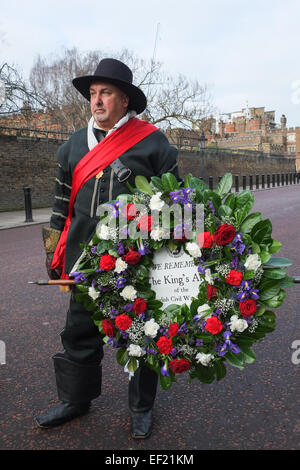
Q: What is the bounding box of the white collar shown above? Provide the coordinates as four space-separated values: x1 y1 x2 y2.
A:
87 110 137 151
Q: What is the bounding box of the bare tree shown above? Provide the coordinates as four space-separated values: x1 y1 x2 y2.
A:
28 47 215 133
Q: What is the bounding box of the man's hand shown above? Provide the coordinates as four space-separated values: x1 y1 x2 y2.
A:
46 253 62 280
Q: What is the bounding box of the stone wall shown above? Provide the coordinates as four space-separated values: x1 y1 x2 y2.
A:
0 133 297 211
178 149 296 184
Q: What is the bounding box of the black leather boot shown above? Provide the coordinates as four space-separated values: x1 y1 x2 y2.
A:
128 365 158 439
35 353 102 429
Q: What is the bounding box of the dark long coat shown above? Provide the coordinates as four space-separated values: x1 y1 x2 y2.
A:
49 124 180 273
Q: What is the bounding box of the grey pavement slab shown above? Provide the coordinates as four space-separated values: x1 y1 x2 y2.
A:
0 208 52 230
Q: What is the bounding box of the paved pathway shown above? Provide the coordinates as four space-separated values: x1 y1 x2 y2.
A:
0 186 300 451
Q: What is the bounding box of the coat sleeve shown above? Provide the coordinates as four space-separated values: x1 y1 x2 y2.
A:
50 142 72 232
149 130 181 181
42 142 72 254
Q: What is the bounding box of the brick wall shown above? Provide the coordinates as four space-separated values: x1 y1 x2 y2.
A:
0 133 297 211
0 134 61 211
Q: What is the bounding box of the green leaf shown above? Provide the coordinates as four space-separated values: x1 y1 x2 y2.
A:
280 276 294 289
264 257 293 268
135 175 154 195
150 176 164 191
159 373 173 390
256 304 266 316
190 177 207 194
225 351 245 370
218 205 232 218
251 219 273 244
215 173 233 199
263 268 287 280
243 270 255 280
214 360 227 381
259 251 271 264
127 358 139 373
236 190 254 209
161 172 180 192
191 364 215 384
184 173 193 188
259 279 281 300
224 193 236 210
269 239 282 254
116 348 129 367
203 190 221 209
240 212 263 234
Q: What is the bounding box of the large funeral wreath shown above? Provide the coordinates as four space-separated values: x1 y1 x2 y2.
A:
72 172 293 389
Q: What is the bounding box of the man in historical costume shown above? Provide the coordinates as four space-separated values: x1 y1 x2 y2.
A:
36 58 180 439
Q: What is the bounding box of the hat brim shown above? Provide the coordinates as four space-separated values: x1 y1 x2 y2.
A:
72 75 147 115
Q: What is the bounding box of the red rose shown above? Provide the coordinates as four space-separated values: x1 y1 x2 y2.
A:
168 358 191 374
100 254 116 271
198 231 214 248
125 203 138 220
225 270 243 286
156 336 173 355
137 215 152 231
122 250 142 265
207 284 217 300
102 319 116 337
115 313 132 330
214 223 236 246
168 322 179 338
133 297 147 315
239 299 257 317
205 316 223 335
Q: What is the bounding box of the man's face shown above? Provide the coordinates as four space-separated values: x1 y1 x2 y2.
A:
90 81 129 130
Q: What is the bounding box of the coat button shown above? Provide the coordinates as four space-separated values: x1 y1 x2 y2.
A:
100 188 104 192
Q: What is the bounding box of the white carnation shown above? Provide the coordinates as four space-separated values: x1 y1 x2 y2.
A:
88 285 100 301
205 268 214 285
144 318 160 338
185 242 202 258
96 223 111 240
149 192 165 211
150 227 167 241
244 253 261 272
127 344 146 357
196 303 212 320
120 285 137 301
114 258 128 274
229 314 248 333
195 352 214 366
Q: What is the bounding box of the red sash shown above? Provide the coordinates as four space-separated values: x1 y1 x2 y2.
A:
51 117 157 279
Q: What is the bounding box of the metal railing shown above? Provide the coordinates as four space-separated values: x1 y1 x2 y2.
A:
205 172 300 191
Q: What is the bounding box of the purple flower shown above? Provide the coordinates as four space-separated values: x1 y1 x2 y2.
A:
123 303 133 312
138 240 152 255
70 272 88 283
170 347 179 357
109 308 119 319
250 289 259 300
117 242 125 255
91 245 98 254
146 348 157 355
207 200 215 215
116 277 126 288
161 363 170 376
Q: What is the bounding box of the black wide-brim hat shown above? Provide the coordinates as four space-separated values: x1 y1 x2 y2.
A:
72 58 147 115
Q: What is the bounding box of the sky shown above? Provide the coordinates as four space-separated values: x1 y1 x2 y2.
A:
1 0 300 127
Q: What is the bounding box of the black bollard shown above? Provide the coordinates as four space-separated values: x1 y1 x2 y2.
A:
23 186 33 223
242 175 246 190
235 175 239 193
249 175 253 191
256 174 259 190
